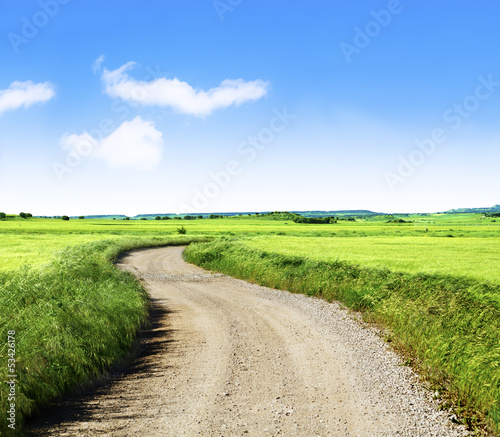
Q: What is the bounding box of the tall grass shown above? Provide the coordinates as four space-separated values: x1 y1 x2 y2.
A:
0 236 207 435
184 239 500 433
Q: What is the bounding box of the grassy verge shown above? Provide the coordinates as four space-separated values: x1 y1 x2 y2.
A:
184 239 500 433
0 236 208 435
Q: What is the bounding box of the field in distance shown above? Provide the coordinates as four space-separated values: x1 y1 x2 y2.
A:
1 212 498 280
244 235 500 284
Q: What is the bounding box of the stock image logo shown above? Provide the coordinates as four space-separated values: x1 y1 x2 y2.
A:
7 0 71 54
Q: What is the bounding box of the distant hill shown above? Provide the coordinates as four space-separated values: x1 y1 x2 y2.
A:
134 212 264 219
133 213 179 219
77 211 381 220
68 206 499 220
71 215 127 219
445 204 500 214
292 210 382 218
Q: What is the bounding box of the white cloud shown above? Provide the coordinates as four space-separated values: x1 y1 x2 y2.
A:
0 81 55 115
101 62 269 117
60 117 163 171
97 117 163 170
92 55 105 74
60 131 98 152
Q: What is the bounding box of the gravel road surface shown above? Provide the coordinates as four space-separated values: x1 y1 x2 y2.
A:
27 246 468 436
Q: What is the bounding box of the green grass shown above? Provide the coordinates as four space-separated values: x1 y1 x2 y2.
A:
0 234 124 271
244 236 500 284
184 239 500 433
0 236 208 435
1 213 499 273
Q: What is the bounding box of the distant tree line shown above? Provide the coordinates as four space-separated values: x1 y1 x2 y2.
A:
122 215 211 220
485 212 500 218
293 216 338 224
0 214 86 220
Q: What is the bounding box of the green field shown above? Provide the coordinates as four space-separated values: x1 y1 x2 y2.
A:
244 235 500 284
1 212 500 433
1 213 498 273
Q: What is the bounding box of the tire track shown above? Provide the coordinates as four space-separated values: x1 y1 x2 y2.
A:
27 246 468 436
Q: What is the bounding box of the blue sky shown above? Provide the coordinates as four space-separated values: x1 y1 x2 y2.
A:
1 0 499 216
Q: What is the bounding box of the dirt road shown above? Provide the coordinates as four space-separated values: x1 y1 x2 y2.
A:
28 246 467 436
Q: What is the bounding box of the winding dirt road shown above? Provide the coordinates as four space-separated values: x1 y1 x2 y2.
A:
28 246 467 436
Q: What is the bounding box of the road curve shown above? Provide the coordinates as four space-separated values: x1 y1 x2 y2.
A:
28 246 468 436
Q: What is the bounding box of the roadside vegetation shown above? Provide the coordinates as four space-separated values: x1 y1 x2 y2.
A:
184 239 500 433
0 236 208 435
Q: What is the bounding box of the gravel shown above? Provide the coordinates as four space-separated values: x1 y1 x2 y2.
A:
27 246 470 436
